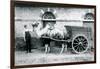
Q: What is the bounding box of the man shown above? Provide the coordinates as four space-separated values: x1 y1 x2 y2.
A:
23 25 32 53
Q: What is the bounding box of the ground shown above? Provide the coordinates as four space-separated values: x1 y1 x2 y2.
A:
15 48 94 66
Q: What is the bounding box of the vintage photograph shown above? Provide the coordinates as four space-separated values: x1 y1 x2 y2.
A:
11 1 96 68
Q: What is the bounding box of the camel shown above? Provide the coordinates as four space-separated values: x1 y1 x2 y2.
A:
31 22 69 54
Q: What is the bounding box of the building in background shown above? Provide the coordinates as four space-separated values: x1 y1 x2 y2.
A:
15 6 94 50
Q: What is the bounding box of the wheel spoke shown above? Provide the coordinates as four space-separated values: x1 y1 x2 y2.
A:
81 45 85 51
79 46 82 52
74 38 79 42
81 45 86 51
78 46 81 52
77 37 81 42
75 45 80 52
73 44 79 48
79 45 86 52
83 43 88 46
78 45 83 52
83 41 88 44
73 42 78 44
81 37 85 41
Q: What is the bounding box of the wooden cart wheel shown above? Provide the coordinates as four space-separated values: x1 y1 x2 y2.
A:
72 34 89 54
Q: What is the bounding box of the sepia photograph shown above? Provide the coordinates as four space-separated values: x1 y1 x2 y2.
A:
10 0 96 69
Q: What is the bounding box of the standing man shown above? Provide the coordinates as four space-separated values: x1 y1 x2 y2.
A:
23 25 32 53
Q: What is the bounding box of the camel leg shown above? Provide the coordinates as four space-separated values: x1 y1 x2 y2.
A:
48 47 50 53
60 44 65 54
65 44 68 52
45 44 48 53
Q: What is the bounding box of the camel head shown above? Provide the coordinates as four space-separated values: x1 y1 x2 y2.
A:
31 22 39 28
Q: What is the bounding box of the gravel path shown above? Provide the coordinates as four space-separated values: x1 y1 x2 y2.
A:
15 49 94 65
